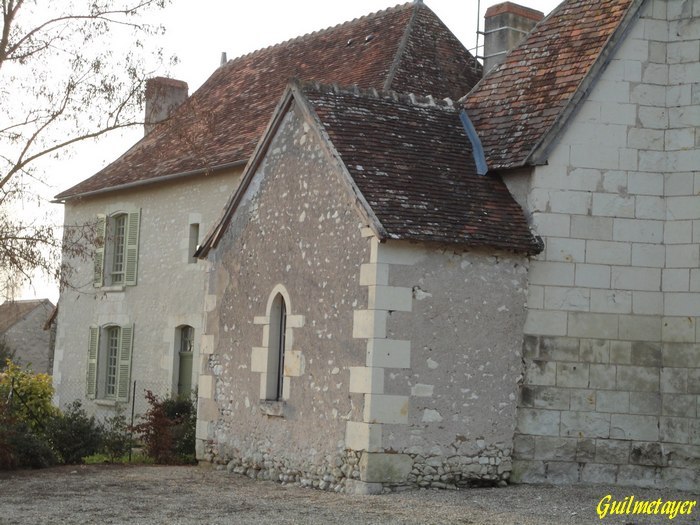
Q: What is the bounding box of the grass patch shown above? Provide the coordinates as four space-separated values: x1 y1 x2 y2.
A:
83 451 154 465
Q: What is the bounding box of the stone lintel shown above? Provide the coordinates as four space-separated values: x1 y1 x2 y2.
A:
353 310 388 339
251 346 267 372
360 263 390 286
200 334 215 355
368 285 413 312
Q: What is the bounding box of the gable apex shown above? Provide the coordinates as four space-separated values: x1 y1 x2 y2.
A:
199 80 540 258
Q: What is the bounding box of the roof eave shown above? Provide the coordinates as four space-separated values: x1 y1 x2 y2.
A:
53 160 247 203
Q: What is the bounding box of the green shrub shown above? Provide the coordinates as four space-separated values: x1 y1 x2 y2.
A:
0 342 15 370
0 360 57 433
46 400 102 464
100 405 132 462
132 390 196 464
0 403 57 469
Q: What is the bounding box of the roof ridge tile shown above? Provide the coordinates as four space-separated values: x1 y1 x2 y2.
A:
222 2 413 68
300 80 455 109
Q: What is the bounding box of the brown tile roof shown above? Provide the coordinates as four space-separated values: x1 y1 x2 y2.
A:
201 82 541 255
56 2 481 200
306 84 540 252
0 299 54 334
463 0 640 171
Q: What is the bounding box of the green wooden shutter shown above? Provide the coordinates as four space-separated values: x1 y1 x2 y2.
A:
93 215 106 287
116 324 133 402
124 209 140 286
86 326 99 399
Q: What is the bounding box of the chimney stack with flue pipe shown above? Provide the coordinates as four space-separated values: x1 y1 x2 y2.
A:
144 77 188 135
483 2 544 74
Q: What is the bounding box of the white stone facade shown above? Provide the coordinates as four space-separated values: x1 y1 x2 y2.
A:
53 171 239 417
512 0 700 490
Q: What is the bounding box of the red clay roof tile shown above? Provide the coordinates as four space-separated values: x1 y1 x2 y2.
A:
304 83 540 252
56 2 480 200
464 0 636 171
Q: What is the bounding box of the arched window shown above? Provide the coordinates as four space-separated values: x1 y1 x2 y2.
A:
266 294 287 401
176 325 194 398
253 285 304 406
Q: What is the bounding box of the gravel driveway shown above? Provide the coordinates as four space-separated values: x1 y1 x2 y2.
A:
0 464 697 524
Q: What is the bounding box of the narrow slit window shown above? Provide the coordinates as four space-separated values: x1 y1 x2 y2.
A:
188 223 199 264
276 299 287 401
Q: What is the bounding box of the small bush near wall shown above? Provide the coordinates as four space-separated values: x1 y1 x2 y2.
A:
47 401 102 464
0 409 58 469
131 390 196 464
0 360 57 432
100 405 132 462
0 360 59 469
0 360 104 469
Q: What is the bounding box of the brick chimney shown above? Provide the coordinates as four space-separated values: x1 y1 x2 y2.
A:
483 2 544 73
144 77 188 135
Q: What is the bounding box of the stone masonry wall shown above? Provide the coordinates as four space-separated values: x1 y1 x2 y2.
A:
198 100 531 493
3 302 54 374
512 0 700 490
376 243 528 490
341 240 528 493
197 104 369 486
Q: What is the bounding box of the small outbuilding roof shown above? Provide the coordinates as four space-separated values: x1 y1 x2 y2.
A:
0 299 54 334
200 81 541 256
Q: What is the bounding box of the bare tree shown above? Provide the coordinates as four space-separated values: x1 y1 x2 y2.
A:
0 0 172 298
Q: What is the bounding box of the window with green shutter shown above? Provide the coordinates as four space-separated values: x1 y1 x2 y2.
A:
86 323 134 403
116 324 133 402
93 209 140 287
86 326 99 399
93 216 106 287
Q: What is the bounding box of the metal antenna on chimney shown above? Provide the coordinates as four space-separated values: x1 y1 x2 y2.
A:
475 0 483 69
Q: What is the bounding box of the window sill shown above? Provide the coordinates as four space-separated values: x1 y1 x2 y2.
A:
94 399 118 407
259 400 285 417
95 284 126 293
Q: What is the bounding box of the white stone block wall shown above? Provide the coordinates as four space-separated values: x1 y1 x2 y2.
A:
513 0 700 490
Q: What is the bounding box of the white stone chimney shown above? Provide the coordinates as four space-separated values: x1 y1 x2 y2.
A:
144 77 189 135
483 2 544 74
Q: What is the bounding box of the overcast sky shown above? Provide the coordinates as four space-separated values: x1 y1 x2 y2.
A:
18 0 562 301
